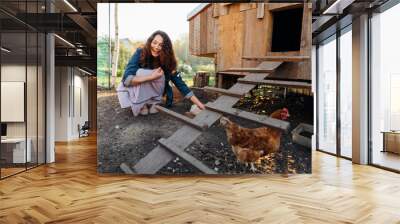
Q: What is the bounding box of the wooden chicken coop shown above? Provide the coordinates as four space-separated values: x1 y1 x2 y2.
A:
187 2 312 89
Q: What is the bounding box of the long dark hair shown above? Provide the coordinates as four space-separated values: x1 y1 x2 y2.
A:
140 30 177 74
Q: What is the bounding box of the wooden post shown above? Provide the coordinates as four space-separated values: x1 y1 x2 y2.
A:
193 72 210 88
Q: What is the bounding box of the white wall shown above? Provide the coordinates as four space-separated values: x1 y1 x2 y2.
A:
54 66 69 141
1 63 46 164
1 65 26 135
54 67 89 141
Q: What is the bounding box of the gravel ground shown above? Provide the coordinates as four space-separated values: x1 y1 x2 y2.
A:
97 86 312 175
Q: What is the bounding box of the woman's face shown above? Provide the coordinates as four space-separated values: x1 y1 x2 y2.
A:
150 34 163 57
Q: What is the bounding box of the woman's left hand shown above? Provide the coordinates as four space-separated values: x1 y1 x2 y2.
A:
196 101 205 110
190 95 205 110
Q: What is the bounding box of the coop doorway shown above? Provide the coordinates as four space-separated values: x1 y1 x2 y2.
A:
271 7 303 52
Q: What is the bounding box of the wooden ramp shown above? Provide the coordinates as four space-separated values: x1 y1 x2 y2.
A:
217 71 253 76
125 62 290 174
225 61 282 73
237 78 311 89
242 55 310 62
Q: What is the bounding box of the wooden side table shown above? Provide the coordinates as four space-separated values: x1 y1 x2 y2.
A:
381 131 400 154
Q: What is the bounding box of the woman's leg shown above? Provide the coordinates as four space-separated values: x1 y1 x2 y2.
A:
123 75 135 87
139 104 149 116
135 68 165 104
129 69 164 116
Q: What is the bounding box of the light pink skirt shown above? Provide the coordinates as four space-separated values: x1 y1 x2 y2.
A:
116 68 165 116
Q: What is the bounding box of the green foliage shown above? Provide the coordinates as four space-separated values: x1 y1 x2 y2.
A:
97 36 111 88
173 33 215 76
117 44 130 77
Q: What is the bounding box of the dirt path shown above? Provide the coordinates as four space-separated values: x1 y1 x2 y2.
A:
97 88 312 174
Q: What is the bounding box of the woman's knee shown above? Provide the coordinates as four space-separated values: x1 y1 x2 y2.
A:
123 75 135 87
136 68 154 77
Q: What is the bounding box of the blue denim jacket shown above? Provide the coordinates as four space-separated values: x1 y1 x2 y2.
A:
122 48 193 107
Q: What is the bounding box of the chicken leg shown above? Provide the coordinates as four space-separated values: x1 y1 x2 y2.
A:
245 162 258 172
250 163 257 172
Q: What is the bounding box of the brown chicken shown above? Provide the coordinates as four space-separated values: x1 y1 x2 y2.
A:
219 108 290 172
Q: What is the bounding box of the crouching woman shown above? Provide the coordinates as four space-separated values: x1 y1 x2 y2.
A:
121 30 205 116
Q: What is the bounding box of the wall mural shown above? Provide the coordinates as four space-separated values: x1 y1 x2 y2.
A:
97 2 313 175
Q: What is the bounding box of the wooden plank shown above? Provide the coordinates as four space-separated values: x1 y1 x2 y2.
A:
217 72 270 78
217 74 223 88
228 83 256 96
257 61 283 71
219 3 229 16
133 145 175 174
267 3 303 11
256 3 264 19
189 20 194 54
158 138 217 174
134 111 222 174
217 4 244 71
237 78 311 89
205 102 290 131
239 3 252 11
222 73 269 94
206 6 217 54
193 16 201 55
217 71 250 76
300 3 312 54
211 95 242 109
200 10 208 55
155 105 208 131
187 3 211 21
242 55 310 62
212 3 219 18
225 68 275 73
226 62 282 73
120 163 134 174
242 7 271 68
192 109 223 126
204 87 246 98
241 73 270 81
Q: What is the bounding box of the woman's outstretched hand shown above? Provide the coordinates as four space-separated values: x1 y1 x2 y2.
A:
196 101 205 110
190 95 206 110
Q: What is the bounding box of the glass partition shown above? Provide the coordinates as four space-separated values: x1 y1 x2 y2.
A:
38 31 46 165
339 27 352 158
317 35 337 155
0 1 46 179
1 31 28 178
371 4 400 171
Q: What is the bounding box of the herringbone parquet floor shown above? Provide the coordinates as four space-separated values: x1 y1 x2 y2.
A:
1 135 400 224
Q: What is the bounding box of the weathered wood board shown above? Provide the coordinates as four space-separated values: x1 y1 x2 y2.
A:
155 105 209 131
205 102 290 131
158 138 217 174
237 78 311 89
